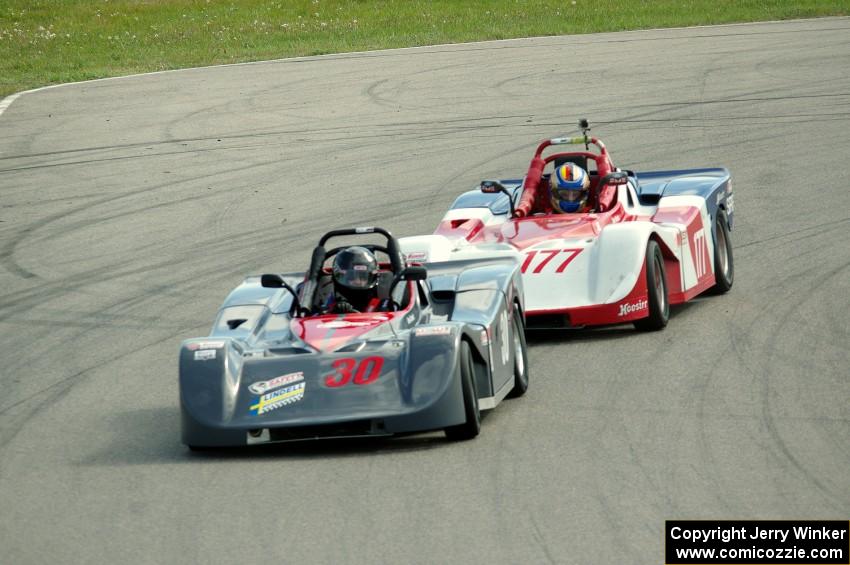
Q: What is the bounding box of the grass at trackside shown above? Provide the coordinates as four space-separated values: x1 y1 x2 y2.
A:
2 0 849 98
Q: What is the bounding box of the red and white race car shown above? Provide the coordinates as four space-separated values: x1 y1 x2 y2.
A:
400 124 734 330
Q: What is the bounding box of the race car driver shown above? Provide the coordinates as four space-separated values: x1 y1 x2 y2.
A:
327 246 382 313
550 162 592 213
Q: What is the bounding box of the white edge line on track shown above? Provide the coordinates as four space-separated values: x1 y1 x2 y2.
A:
0 16 847 119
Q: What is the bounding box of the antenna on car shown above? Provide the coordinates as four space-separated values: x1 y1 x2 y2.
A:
579 118 590 150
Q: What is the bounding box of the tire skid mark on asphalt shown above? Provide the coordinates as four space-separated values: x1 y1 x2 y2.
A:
27 176 273 251
584 341 663 556
796 275 850 466
753 40 850 86
362 61 481 112
0 314 192 331
734 216 850 253
492 69 557 99
427 140 535 200
759 257 850 512
0 155 295 280
0 138 320 173
0 112 537 168
616 91 850 111
0 264 214 450
528 513 557 565
629 334 695 516
2 117 544 175
0 326 193 453
0 223 277 320
159 74 329 143
0 232 279 445
695 316 757 515
727 239 850 512
0 209 328 391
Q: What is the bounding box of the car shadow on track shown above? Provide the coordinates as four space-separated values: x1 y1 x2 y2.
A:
525 325 635 345
524 301 701 345
188 434 450 460
80 406 457 466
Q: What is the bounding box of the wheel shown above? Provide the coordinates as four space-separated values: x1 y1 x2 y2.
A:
634 239 669 331
710 210 734 294
506 303 529 398
444 341 481 441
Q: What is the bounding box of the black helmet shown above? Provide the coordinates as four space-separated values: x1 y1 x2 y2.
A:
332 246 379 290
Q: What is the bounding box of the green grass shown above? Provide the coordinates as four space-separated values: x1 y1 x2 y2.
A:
2 0 849 98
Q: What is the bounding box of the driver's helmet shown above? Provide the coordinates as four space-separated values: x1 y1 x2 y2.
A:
550 162 590 213
332 246 379 291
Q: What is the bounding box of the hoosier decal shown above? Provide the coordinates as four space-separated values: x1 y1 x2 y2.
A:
249 382 305 416
618 299 648 317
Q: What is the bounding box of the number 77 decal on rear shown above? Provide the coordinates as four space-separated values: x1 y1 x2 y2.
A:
520 248 583 274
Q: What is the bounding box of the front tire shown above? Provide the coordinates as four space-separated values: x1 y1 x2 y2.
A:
711 210 734 293
506 304 529 398
444 341 481 441
634 240 669 331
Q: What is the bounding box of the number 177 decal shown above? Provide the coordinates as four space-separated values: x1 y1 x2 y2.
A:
521 248 583 274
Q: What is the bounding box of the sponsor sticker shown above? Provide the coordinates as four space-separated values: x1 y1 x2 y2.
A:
249 382 306 416
194 349 216 361
405 251 428 263
186 340 226 351
414 325 452 336
248 372 304 395
618 299 648 317
499 311 510 365
317 320 374 329
316 315 389 329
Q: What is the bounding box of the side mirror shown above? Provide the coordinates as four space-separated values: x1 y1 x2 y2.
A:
401 266 427 281
260 274 306 316
479 180 516 218
261 274 285 288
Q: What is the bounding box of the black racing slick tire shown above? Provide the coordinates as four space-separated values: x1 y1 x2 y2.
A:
634 240 670 332
444 341 481 441
506 304 529 398
711 210 734 294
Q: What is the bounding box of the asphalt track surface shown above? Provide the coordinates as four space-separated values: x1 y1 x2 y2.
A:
1 18 849 564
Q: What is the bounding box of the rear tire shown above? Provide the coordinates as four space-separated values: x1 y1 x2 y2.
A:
711 210 734 294
506 304 529 398
444 341 481 441
634 240 669 331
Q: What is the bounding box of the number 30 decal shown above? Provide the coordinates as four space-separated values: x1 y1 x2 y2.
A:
521 248 583 274
324 356 385 388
